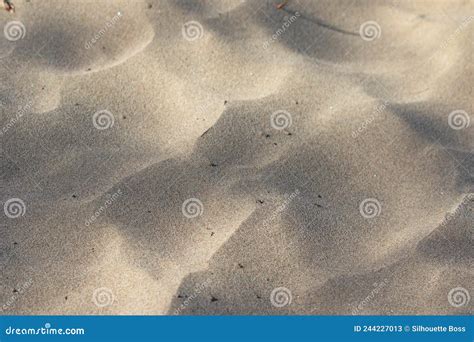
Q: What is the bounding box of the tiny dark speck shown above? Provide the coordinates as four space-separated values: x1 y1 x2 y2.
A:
210 163 218 167
257 295 261 299
210 232 215 236
238 263 244 269
257 199 264 204
87 68 91 71
65 296 68 300
147 3 152 9
72 194 77 198
295 101 299 105
265 134 271 138
273 142 278 146
13 242 18 245
224 100 228 105
13 289 18 293
287 132 292 136
315 203 323 208
318 194 322 198
211 296 218 302
123 116 127 119
177 294 184 298
75 103 80 106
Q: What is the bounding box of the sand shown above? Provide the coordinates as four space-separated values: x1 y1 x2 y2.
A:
0 0 472 315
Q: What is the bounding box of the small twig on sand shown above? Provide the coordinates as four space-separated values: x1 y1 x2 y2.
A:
3 0 15 13
200 127 212 138
275 0 288 10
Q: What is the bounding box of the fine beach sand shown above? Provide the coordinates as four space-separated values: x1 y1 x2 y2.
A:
0 0 472 315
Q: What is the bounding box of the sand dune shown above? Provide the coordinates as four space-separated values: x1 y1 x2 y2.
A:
0 0 472 315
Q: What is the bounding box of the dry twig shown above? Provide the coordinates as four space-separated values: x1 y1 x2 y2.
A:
3 0 15 13
275 0 288 10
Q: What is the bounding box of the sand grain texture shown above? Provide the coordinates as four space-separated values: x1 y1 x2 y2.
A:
0 0 472 315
